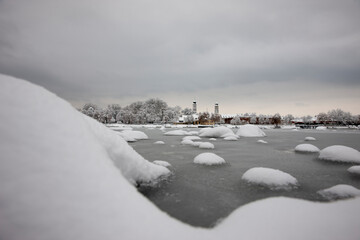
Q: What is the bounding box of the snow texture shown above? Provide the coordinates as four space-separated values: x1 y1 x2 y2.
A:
194 153 226 165
318 185 360 200
153 160 172 168
257 140 268 144
199 142 215 149
318 145 360 163
305 137 316 141
242 167 298 190
295 144 320 153
1 74 360 240
348 166 360 175
236 124 266 137
154 141 165 144
199 126 236 138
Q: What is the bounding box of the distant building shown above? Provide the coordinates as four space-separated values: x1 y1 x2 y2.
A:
192 101 197 113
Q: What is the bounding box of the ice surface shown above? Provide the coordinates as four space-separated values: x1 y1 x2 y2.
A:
242 167 298 190
199 126 236 138
236 124 266 137
348 166 360 175
257 140 268 144
194 153 226 165
153 160 172 168
318 184 360 200
305 137 316 141
295 144 320 153
199 142 215 149
154 141 165 144
318 145 360 163
1 73 360 240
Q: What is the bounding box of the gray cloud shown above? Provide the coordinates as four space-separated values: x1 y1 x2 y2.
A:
0 0 359 114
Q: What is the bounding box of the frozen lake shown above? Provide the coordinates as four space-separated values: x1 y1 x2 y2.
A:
130 127 360 228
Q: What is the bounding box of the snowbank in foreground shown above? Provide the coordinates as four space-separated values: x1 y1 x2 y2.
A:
1 74 360 240
318 145 360 163
199 126 236 138
295 144 320 153
236 124 266 137
318 185 360 200
242 167 298 190
194 153 225 165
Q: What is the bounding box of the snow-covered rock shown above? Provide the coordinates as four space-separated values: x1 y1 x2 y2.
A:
236 124 266 137
192 141 202 147
242 167 298 190
209 138 217 141
199 142 215 149
1 74 360 240
181 139 195 145
154 141 165 145
224 136 238 141
295 144 320 153
153 160 172 168
318 185 360 200
305 137 316 141
257 140 268 144
199 126 236 138
118 130 148 140
316 126 327 130
318 145 360 163
348 166 360 175
193 153 226 165
183 136 201 141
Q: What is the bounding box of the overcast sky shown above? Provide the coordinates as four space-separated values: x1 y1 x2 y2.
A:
0 0 359 116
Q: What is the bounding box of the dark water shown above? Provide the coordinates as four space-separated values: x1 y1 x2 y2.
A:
131 127 360 228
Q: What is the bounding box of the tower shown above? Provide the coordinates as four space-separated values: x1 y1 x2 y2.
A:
215 102 219 115
192 101 197 114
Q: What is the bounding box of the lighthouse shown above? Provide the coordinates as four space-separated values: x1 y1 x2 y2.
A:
192 101 197 113
215 102 219 115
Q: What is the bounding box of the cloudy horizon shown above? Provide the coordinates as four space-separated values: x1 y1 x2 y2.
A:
0 0 359 116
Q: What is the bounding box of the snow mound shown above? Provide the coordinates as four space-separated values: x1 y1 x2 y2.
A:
236 124 266 137
348 166 360 175
224 136 238 141
194 153 226 165
305 137 316 141
199 126 236 138
118 130 148 140
281 125 297 130
183 136 201 141
257 140 268 144
318 145 360 163
295 144 320 153
154 141 165 145
318 185 360 200
199 142 215 149
188 131 199 136
192 141 202 147
181 139 195 145
209 138 217 141
153 160 172 168
316 126 327 130
242 167 298 190
164 129 189 136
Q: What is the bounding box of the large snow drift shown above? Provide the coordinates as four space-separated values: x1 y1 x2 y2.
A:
318 145 360 163
199 126 236 138
242 167 298 190
236 124 266 137
1 74 360 240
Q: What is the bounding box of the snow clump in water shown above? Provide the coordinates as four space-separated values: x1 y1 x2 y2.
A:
224 136 238 141
318 145 360 163
182 136 201 141
199 126 236 138
317 184 360 200
198 142 215 149
154 141 165 144
181 139 195 145
305 137 316 141
242 167 299 190
295 144 320 153
316 126 327 130
236 124 266 137
348 166 360 175
164 130 191 136
193 153 226 165
257 140 268 144
153 160 172 168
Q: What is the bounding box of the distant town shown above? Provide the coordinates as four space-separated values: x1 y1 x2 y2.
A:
79 99 360 127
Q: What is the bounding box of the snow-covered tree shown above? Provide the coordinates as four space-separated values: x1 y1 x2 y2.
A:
283 114 294 125
272 113 282 127
230 115 241 125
